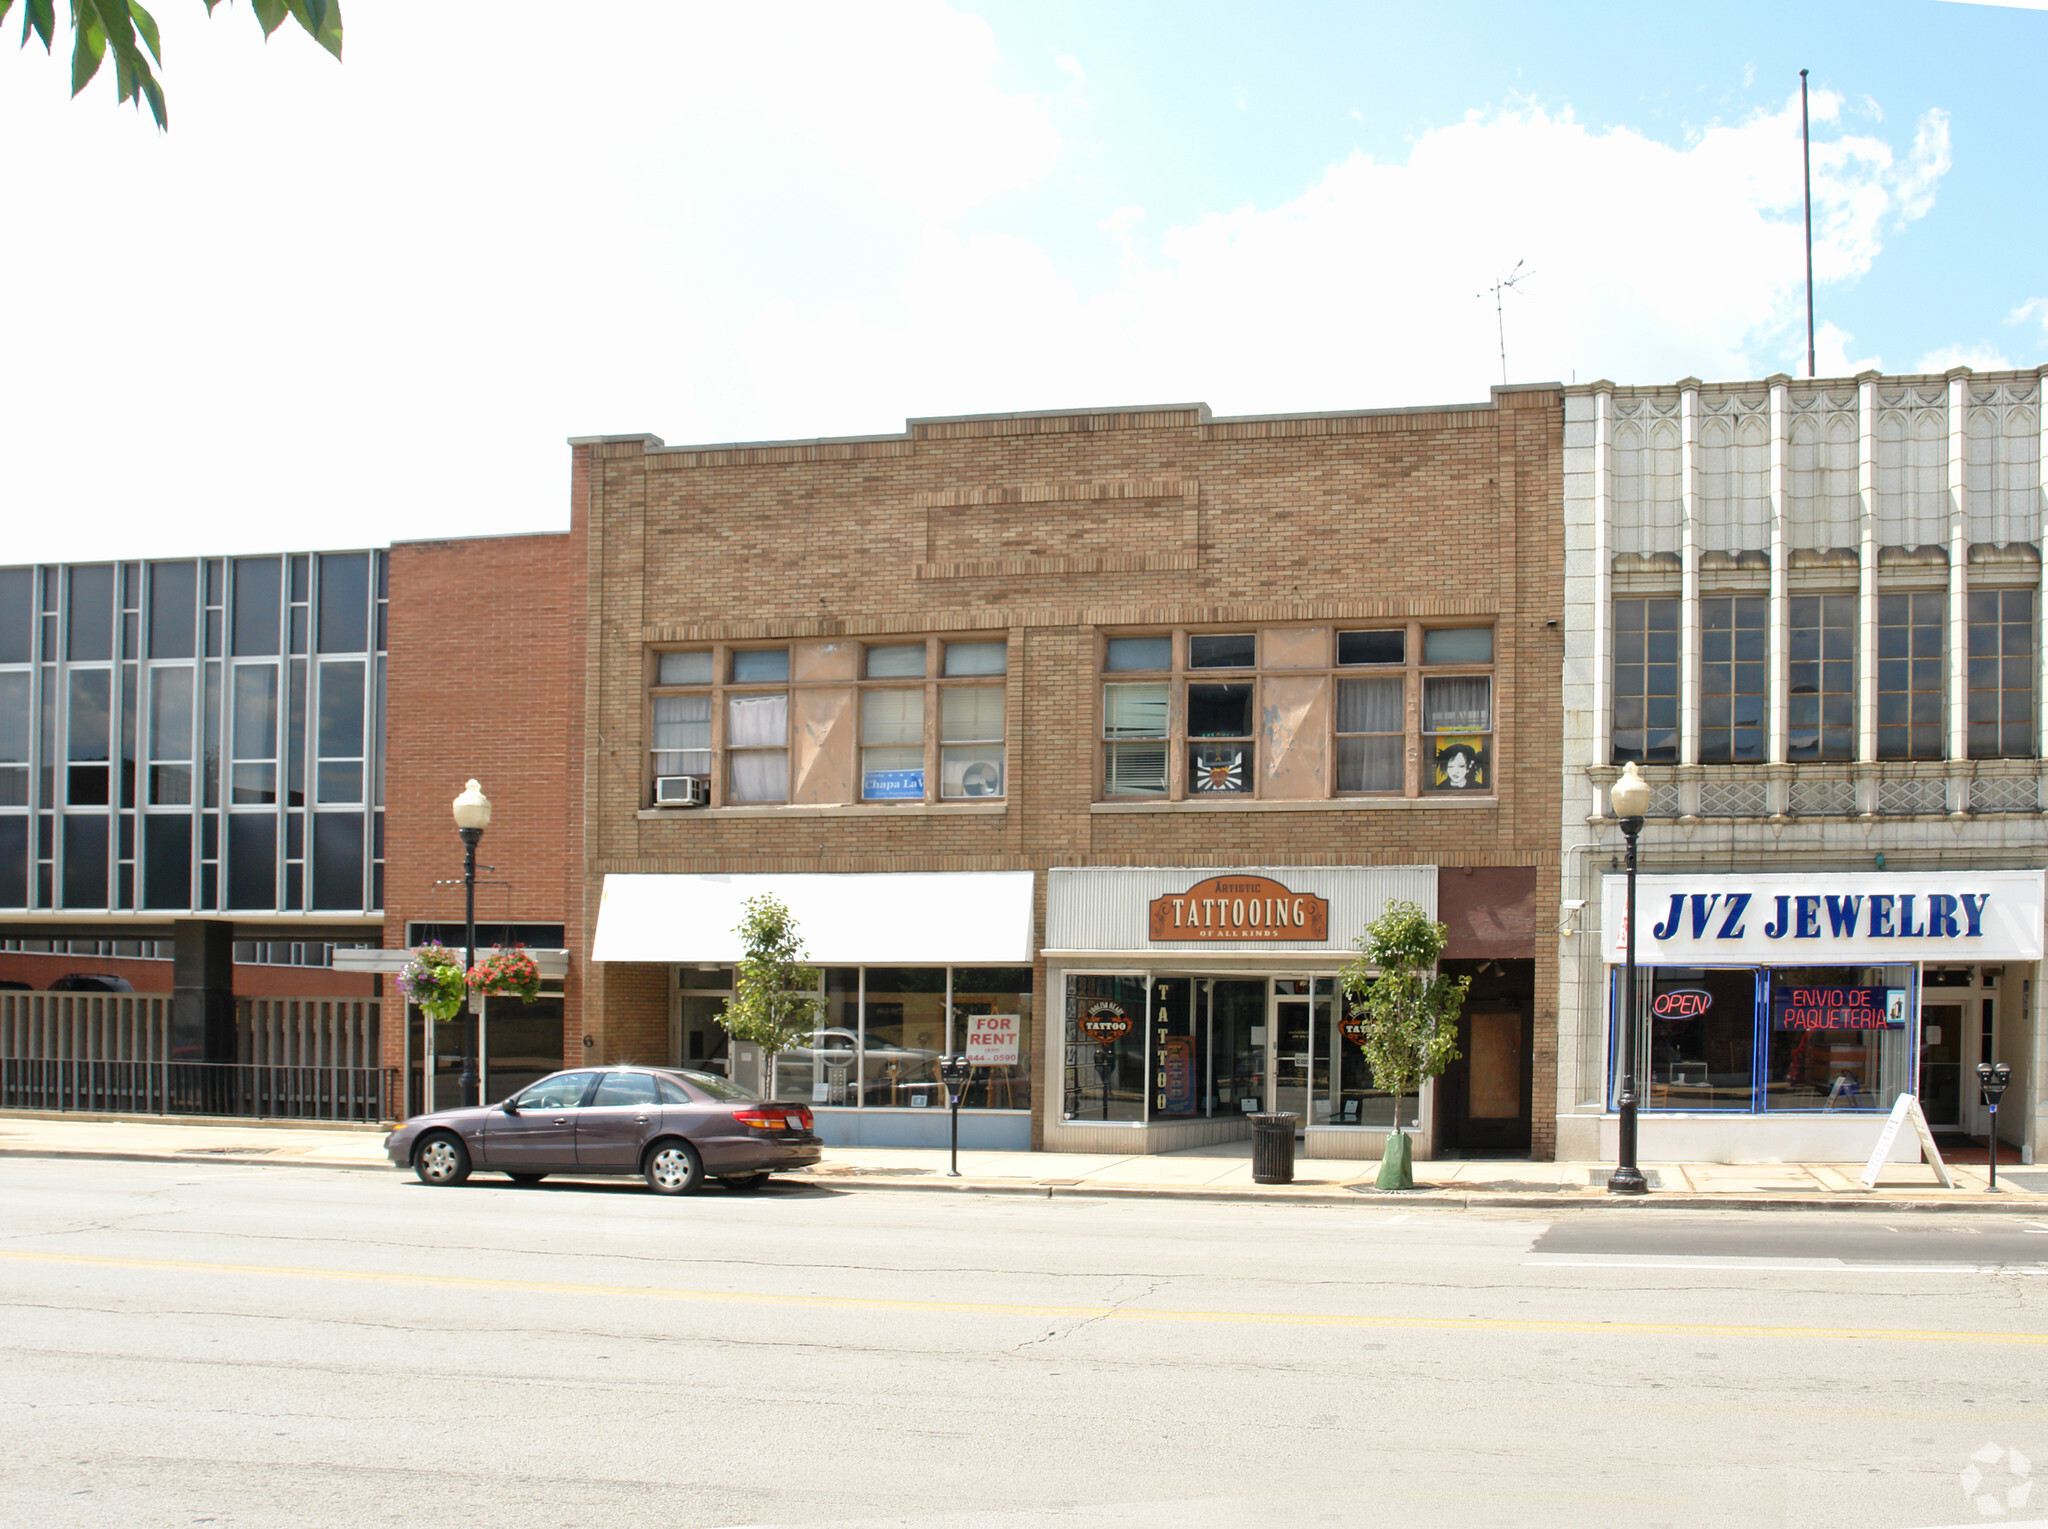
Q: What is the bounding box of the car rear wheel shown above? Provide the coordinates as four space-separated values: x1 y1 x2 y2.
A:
718 1173 770 1192
507 1173 547 1186
643 1138 703 1196
414 1132 471 1187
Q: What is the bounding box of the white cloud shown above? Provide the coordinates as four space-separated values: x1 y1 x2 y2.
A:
2010 297 2048 338
0 10 1975 560
1915 342 2016 372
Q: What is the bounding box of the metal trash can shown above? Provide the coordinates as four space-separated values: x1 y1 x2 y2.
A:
1249 1112 1299 1184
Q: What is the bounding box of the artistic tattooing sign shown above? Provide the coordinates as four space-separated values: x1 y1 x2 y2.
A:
1601 871 2046 965
1339 1012 1370 1048
1148 874 1331 942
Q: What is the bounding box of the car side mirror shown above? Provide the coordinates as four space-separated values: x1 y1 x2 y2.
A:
501 1099 520 1115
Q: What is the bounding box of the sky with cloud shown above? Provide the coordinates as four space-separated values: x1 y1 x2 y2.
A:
2 0 2043 559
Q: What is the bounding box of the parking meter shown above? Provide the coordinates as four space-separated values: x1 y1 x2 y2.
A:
939 1056 971 1179
1978 1062 2013 1190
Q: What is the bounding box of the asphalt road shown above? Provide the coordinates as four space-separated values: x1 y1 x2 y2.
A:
3 1159 2046 1529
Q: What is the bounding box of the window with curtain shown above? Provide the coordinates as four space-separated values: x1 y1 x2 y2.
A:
1423 675 1490 792
727 693 788 803
1336 675 1402 792
649 639 1010 810
651 694 712 783
1097 624 1496 801
860 689 924 800
1103 681 1169 795
940 686 1004 798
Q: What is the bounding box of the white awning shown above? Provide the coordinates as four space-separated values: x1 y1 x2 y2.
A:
590 872 1036 965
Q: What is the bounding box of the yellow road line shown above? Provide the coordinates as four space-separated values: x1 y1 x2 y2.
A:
2 1248 2041 1345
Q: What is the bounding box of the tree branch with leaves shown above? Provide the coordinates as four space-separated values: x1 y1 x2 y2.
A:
721 895 824 1078
1340 898 1469 1189
6 0 342 131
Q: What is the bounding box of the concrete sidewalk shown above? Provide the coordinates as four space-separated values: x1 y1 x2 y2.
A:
3 1111 2044 1211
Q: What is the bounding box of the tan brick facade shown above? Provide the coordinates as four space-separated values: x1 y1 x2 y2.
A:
573 389 1567 1157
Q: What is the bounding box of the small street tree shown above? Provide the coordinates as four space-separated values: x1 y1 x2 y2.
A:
1340 899 1469 1190
721 894 823 1091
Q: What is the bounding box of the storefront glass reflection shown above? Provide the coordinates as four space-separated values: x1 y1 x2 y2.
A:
1615 963 1922 1115
679 965 1033 1114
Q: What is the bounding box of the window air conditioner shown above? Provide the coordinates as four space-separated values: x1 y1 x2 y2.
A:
653 776 706 807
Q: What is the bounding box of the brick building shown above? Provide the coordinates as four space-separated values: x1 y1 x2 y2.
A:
2 388 1568 1159
573 390 1565 1156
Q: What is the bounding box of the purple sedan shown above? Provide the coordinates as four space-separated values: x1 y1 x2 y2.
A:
384 1066 822 1194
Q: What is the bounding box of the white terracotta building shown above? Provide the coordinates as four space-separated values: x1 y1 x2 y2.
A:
1556 366 2048 1166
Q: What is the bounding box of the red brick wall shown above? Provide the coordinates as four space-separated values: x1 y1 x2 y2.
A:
381 532 582 1077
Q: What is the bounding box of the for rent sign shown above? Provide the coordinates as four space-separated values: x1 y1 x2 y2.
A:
1602 871 2046 965
964 1012 1021 1066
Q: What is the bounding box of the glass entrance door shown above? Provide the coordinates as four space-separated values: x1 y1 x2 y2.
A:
1920 1000 1965 1129
1271 995 1313 1124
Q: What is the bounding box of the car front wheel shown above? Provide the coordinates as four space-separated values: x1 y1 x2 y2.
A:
414 1132 471 1187
644 1139 703 1196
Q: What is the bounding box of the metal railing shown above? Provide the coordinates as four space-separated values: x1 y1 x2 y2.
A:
0 1058 393 1122
0 991 389 1122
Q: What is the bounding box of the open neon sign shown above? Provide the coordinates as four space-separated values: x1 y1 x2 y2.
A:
1651 988 1713 1018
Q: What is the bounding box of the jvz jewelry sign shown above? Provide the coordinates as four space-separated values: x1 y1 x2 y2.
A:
1602 871 2046 965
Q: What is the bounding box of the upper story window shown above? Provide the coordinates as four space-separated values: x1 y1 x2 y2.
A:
1699 595 1767 764
1611 597 1679 765
1098 624 1496 801
1968 589 2036 759
647 637 1008 809
1877 592 1945 761
1788 594 1855 762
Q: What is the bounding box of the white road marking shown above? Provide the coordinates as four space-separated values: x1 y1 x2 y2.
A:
1524 1254 2043 1274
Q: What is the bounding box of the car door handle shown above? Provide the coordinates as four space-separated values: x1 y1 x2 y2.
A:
552 1116 567 1125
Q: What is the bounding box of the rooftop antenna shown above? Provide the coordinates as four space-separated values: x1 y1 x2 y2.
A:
1801 68 1816 378
1482 260 1529 385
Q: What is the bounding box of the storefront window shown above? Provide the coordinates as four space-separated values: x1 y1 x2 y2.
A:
860 967 946 1108
1632 967 1760 1111
1064 974 1145 1121
1763 966 1913 1112
951 966 1032 1110
770 968 858 1106
1149 976 1204 1117
1617 964 1925 1114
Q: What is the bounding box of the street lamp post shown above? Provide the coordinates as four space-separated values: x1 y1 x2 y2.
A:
452 778 492 1108
1607 761 1651 1197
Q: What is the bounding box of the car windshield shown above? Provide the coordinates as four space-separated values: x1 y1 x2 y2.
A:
678 1068 757 1101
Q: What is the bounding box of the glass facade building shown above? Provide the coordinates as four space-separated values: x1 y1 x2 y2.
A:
0 553 388 917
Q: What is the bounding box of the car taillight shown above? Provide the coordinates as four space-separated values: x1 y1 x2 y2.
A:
734 1107 813 1132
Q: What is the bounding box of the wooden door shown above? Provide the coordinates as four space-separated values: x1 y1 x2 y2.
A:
1444 1007 1532 1152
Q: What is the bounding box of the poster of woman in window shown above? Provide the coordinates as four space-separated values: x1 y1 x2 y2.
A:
1432 737 1488 791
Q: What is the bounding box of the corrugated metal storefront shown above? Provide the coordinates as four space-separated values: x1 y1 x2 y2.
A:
1044 865 1437 1155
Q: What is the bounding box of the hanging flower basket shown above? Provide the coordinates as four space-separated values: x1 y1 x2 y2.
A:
467 945 542 1005
397 943 468 1023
